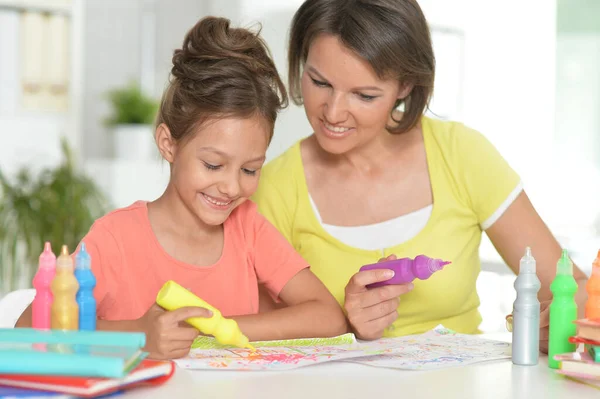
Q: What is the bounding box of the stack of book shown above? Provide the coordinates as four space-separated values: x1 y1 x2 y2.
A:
554 318 600 389
0 328 174 398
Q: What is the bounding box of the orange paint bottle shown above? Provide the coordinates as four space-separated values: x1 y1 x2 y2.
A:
585 250 600 320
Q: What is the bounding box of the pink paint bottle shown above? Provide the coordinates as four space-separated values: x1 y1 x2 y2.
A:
360 254 451 288
32 242 57 329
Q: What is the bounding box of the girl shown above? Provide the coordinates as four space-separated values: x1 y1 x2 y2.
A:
17 16 347 359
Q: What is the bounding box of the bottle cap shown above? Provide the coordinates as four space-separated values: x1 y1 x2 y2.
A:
39 241 56 270
592 249 600 275
75 243 91 270
556 249 573 276
56 245 73 271
519 247 536 273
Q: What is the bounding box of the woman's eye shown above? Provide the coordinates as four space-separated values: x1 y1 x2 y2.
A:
311 77 329 88
242 168 257 176
357 93 377 101
203 162 221 171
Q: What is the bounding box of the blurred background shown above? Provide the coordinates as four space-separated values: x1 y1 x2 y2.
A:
0 0 598 332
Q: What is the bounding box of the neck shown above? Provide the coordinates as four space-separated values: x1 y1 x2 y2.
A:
150 183 220 239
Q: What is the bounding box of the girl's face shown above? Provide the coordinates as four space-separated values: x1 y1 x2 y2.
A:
164 114 269 227
301 34 409 155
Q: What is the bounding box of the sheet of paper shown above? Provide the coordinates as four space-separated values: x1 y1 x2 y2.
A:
176 327 511 371
347 326 511 370
176 334 375 371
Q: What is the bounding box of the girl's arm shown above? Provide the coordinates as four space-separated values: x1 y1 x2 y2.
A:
233 268 349 341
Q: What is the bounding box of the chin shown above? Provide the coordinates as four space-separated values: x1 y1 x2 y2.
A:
314 132 358 155
197 211 231 227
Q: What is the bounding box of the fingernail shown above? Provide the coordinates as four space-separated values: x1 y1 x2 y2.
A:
408 283 414 290
383 270 395 278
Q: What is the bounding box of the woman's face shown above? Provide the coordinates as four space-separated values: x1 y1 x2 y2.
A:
301 34 407 155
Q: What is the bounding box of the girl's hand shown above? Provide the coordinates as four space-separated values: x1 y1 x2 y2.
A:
136 303 212 359
344 255 414 340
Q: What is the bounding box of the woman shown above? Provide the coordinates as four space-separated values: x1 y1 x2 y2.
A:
252 0 588 350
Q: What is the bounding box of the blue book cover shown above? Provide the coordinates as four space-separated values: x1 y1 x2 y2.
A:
0 329 145 348
0 386 73 398
0 343 147 379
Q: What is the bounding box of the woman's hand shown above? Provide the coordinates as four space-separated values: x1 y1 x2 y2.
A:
135 303 212 359
539 300 550 353
344 255 414 340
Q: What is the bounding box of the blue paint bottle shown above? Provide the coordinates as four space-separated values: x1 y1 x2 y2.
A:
74 243 97 330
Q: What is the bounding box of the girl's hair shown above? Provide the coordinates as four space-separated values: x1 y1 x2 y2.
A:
156 16 287 143
288 0 435 134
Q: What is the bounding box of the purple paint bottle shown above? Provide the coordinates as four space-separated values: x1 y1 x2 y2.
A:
360 255 451 288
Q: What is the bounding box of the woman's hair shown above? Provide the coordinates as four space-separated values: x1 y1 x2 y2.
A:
288 0 435 134
156 16 287 144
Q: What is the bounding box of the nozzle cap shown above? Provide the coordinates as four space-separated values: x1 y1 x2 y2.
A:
39 241 56 270
56 245 73 271
519 246 536 274
556 249 573 276
75 243 91 270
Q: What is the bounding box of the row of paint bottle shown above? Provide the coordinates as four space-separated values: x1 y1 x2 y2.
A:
512 247 600 368
31 242 96 331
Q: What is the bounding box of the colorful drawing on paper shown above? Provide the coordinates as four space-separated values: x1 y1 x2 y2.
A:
177 333 379 371
347 326 511 370
176 326 511 371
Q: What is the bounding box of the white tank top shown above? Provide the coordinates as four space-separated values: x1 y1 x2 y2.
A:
308 195 433 251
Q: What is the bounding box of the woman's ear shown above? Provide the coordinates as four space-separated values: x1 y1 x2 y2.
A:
155 123 176 163
397 80 414 100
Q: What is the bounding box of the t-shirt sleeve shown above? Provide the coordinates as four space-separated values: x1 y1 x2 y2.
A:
250 206 309 300
73 222 122 318
453 124 522 230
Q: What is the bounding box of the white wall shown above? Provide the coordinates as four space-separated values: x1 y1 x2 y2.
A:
81 0 208 159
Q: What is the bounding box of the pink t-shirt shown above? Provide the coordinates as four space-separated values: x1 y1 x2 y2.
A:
76 200 308 321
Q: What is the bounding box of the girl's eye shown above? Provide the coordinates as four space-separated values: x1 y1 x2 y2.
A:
203 162 221 171
242 168 257 176
357 93 377 101
310 77 329 88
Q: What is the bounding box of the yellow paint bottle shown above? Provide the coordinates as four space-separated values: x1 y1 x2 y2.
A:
156 280 254 350
50 245 79 330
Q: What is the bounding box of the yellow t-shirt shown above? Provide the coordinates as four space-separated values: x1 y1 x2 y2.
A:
252 116 520 336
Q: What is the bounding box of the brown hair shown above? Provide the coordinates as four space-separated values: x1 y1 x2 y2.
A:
288 0 435 134
156 16 287 144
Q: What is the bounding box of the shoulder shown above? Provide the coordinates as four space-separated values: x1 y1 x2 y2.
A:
229 199 258 223
254 140 304 211
423 116 490 153
87 201 149 240
260 140 303 184
227 200 271 242
423 116 509 172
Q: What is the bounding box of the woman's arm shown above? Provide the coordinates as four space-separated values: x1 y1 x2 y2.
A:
486 190 588 351
234 269 348 340
485 190 588 307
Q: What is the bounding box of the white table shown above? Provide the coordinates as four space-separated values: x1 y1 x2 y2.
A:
122 334 598 399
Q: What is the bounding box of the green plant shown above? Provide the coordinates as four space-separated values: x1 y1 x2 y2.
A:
0 138 110 293
105 81 158 126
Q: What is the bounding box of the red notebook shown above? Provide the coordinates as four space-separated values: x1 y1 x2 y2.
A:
0 359 175 398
